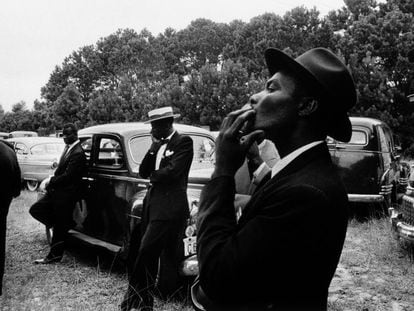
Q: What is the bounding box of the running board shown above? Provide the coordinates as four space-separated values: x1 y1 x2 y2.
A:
68 229 121 253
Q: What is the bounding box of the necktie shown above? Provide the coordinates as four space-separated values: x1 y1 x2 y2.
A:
156 140 169 170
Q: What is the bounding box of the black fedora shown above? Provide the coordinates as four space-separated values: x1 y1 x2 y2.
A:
265 47 357 142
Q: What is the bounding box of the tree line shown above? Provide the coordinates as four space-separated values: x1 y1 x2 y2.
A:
1 0 414 147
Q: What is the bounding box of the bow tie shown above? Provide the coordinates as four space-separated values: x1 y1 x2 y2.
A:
160 138 170 145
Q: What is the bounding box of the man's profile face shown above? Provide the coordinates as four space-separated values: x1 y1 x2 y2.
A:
62 127 77 145
250 71 299 138
150 118 172 140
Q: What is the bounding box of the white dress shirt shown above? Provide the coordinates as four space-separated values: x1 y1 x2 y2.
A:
155 131 176 170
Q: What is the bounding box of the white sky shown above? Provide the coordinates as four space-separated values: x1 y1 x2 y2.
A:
0 0 346 112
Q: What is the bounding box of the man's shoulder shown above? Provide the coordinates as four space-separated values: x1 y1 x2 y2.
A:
173 132 193 143
69 143 87 159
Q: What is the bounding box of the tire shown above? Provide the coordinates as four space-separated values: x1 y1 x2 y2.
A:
26 180 39 192
45 226 53 245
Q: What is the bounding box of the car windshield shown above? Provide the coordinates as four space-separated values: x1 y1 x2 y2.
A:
31 143 65 155
129 134 215 173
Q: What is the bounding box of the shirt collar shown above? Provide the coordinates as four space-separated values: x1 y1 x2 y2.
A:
165 130 176 141
271 140 324 178
66 140 80 152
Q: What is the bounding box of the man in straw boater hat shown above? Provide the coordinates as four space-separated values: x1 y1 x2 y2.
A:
193 47 357 311
121 106 194 311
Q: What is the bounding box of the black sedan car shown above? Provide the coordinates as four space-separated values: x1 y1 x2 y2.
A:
39 122 215 279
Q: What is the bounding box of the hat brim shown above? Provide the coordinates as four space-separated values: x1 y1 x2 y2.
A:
144 114 180 124
264 48 352 142
265 48 325 97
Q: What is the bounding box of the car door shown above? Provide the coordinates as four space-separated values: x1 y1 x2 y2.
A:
78 134 133 246
14 142 29 179
332 126 380 195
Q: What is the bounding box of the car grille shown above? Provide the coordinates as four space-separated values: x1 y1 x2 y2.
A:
401 194 414 226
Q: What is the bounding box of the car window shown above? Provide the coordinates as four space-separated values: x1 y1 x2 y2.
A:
80 137 93 161
14 142 28 155
129 136 152 164
191 136 215 170
45 143 65 154
337 130 368 145
96 137 124 168
30 143 64 156
129 134 215 170
377 125 393 153
31 144 46 155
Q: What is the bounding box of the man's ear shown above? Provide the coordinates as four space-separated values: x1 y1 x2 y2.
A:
298 98 319 117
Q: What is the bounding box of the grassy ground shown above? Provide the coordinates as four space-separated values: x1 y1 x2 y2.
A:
0 191 413 310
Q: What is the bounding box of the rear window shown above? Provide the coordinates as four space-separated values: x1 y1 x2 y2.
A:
336 130 368 145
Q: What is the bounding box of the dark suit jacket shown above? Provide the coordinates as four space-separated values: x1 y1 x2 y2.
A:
0 140 20 295
139 132 193 221
0 140 21 204
197 143 348 311
47 142 86 197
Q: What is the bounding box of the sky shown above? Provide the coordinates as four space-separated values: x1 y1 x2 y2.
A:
0 0 347 112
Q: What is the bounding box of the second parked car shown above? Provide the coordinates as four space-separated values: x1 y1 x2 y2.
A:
8 137 65 191
327 117 405 215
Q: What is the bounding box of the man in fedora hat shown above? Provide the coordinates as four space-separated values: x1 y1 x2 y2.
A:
122 106 194 311
194 47 356 310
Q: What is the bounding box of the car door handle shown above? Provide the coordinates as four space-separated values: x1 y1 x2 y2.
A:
335 145 347 149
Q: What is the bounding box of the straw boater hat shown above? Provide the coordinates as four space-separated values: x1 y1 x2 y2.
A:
264 47 357 142
144 106 180 124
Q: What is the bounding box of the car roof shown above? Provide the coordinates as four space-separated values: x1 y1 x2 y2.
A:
350 117 386 130
79 122 213 138
7 137 64 145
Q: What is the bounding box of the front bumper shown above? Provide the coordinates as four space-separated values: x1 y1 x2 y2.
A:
389 207 414 243
180 254 199 276
348 194 385 203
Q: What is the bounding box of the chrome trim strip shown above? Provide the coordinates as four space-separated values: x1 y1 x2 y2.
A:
88 173 144 183
396 222 414 242
347 194 384 203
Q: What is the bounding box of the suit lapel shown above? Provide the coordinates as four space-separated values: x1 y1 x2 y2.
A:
159 132 179 168
238 143 330 225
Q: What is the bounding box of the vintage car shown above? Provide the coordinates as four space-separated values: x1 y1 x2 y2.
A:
39 122 215 281
7 137 65 191
390 163 414 243
327 117 405 215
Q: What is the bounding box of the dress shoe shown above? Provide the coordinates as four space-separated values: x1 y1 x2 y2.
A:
34 256 62 264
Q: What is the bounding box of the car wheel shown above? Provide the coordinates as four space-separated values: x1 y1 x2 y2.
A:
26 180 39 191
45 226 53 245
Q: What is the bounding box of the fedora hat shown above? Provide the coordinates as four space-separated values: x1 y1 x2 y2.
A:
265 47 357 142
144 106 180 124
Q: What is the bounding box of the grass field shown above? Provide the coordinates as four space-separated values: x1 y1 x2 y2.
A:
0 191 413 310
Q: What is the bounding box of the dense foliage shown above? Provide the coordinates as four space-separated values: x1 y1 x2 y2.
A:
1 0 413 147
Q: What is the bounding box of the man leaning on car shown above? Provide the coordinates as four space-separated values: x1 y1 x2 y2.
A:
30 123 86 264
